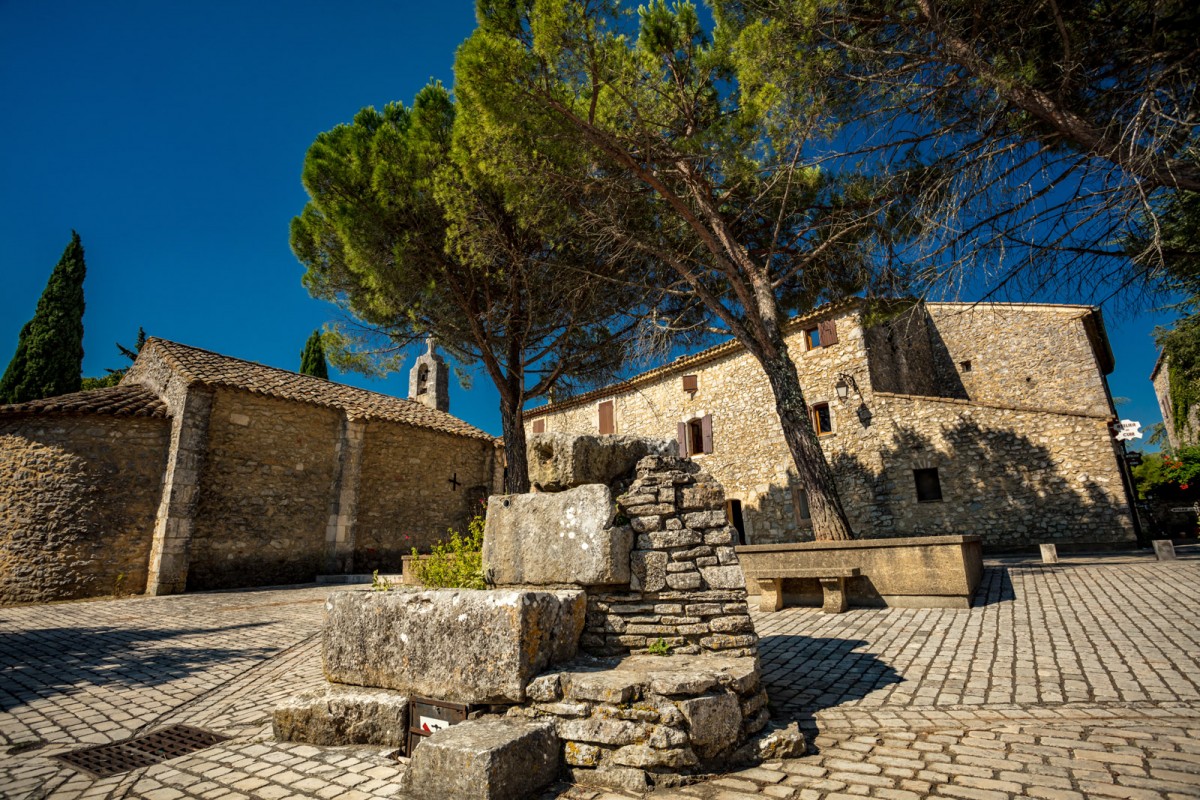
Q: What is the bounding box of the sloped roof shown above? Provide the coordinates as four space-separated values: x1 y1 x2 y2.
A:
136 338 493 440
0 384 168 419
525 298 862 418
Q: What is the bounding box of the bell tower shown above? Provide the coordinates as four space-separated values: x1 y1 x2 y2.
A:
408 337 450 413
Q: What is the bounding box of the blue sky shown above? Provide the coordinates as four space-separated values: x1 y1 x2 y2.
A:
0 1 1181 441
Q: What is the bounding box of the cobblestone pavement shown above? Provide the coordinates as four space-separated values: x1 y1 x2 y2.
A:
2 552 1199 799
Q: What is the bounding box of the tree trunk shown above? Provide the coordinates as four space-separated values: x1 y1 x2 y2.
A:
499 397 531 495
757 347 855 541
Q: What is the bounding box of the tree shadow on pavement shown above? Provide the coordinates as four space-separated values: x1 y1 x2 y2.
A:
971 566 1017 608
757 635 902 736
0 622 276 712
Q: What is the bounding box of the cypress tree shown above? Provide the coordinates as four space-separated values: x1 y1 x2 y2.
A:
0 232 87 403
299 329 329 379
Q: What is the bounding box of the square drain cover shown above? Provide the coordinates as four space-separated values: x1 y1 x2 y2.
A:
54 724 229 778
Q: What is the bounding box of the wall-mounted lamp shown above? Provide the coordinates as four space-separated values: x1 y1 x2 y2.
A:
835 375 851 401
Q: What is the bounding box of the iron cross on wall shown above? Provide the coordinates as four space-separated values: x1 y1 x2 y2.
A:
447 473 461 491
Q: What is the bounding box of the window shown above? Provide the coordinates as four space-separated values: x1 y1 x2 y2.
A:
792 488 811 525
914 468 943 502
805 320 840 351
415 363 429 395
531 419 545 434
598 401 615 434
960 360 972 372
677 414 713 456
682 374 698 393
811 403 833 436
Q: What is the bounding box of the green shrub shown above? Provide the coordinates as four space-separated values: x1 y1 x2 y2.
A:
412 512 486 589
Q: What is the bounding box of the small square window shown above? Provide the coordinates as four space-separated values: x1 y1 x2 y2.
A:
805 327 821 351
960 360 972 372
532 419 545 434
811 403 833 436
682 374 698 393
914 468 943 502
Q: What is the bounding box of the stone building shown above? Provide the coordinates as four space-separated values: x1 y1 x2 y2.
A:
0 338 499 604
525 299 1138 550
1150 351 1198 449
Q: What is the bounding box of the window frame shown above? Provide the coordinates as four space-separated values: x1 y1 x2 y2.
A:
810 402 834 436
804 326 821 351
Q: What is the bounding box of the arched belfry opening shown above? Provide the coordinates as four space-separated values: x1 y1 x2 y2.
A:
407 337 449 413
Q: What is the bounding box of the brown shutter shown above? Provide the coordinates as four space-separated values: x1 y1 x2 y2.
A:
682 374 698 393
820 319 838 346
598 401 615 434
700 414 713 454
532 419 545 434
678 421 689 457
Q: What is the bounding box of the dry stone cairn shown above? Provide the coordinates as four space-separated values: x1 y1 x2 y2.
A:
275 434 801 798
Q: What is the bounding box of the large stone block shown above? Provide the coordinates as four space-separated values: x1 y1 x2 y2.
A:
483 485 632 587
272 684 407 747
400 718 559 800
323 588 586 703
528 433 676 492
678 692 742 759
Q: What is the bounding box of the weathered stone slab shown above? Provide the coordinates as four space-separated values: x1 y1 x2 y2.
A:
272 684 408 747
323 588 586 703
400 718 559 800
678 691 741 759
483 485 632 587
1153 539 1177 560
528 433 676 492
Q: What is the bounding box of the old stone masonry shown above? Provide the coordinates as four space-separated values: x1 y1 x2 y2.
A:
273 435 803 799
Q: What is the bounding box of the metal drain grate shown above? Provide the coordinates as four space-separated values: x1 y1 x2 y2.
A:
54 724 229 778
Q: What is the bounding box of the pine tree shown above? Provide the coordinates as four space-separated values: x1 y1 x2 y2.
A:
299 329 329 379
0 232 87 403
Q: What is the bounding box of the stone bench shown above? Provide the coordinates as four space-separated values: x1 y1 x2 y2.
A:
745 567 861 614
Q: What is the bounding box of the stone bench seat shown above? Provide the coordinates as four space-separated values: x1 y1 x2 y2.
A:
744 567 862 614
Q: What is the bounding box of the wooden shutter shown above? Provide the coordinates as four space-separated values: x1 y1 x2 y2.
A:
678 421 689 457
598 401 615 434
682 374 698 393
819 319 838 346
532 419 545 434
700 414 713 454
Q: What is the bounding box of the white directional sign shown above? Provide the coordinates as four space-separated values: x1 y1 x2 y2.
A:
1114 419 1143 441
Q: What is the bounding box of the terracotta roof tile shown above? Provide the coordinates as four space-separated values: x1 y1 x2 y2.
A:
139 339 494 441
525 298 863 418
0 384 168 419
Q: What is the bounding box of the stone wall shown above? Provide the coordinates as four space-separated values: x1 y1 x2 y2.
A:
124 351 213 595
1152 356 1200 449
187 388 342 590
0 415 169 603
924 303 1114 417
582 456 758 657
510 656 768 792
526 302 1135 548
853 394 1135 546
353 422 494 572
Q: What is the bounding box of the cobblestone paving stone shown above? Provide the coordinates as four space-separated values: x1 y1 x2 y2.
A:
2 554 1198 799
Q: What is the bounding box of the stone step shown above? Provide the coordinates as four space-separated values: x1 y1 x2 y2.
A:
400 718 559 800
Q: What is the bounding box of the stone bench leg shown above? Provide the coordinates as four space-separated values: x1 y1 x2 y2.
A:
819 577 848 614
757 578 783 612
